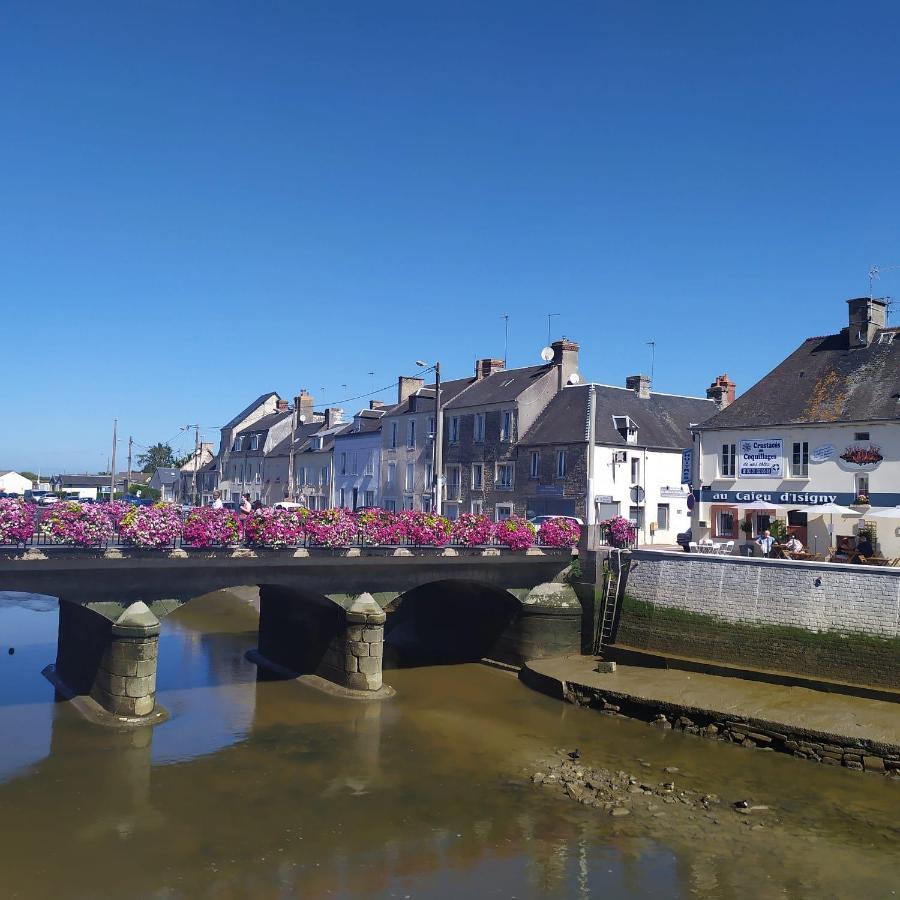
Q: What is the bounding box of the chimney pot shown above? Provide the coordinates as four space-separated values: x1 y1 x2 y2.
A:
323 408 344 428
276 398 289 412
626 374 651 399
706 374 736 409
847 297 887 349
475 358 505 380
369 400 384 410
294 390 315 422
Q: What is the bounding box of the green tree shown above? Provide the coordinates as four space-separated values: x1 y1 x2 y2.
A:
137 443 189 473
19 471 39 483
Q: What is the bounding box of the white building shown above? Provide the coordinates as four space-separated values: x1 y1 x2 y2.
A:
332 404 386 510
692 297 900 557
0 471 33 496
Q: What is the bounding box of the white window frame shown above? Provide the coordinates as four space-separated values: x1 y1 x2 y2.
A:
471 499 483 515
385 498 397 513
472 462 483 490
556 450 567 478
250 434 260 451
427 416 436 439
387 462 396 486
530 451 540 479
445 503 460 521
721 443 736 478
364 489 375 507
631 457 641 484
500 410 512 442
390 422 398 449
495 462 514 490
495 503 513 521
791 441 809 478
449 416 460 444
403 494 414 510
364 452 374 476
405 462 415 492
340 452 347 475
657 503 670 531
407 420 416 449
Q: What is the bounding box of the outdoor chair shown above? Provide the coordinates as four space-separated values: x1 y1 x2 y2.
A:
688 541 699 553
717 540 734 556
698 538 714 554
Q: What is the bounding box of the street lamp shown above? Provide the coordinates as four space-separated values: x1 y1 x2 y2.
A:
416 360 442 514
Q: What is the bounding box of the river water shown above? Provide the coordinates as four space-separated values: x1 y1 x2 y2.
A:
0 589 897 899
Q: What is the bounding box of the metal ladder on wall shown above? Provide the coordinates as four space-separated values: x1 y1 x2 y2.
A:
595 548 624 655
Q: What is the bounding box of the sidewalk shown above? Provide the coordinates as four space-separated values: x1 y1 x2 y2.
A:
522 654 900 754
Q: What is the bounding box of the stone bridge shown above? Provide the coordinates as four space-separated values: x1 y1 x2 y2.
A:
0 547 578 724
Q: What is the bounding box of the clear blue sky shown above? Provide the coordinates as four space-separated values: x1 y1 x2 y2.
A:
3 1 899 472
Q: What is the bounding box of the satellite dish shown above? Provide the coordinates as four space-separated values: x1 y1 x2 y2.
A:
540 346 554 362
567 372 581 385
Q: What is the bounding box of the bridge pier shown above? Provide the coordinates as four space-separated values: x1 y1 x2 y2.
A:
51 601 160 720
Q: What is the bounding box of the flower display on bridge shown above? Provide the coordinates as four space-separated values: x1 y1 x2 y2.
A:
182 507 242 548
41 501 114 546
602 515 636 548
118 502 183 548
305 507 357 547
356 508 400 544
493 517 537 550
244 507 307 548
0 498 36 545
395 509 452 546
450 513 494 547
104 500 133 528
537 517 581 548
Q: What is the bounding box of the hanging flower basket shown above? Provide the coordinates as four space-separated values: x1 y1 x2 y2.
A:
537 517 581 548
41 501 114 547
244 507 307 548
118 503 183 549
0 498 36 545
493 517 537 550
182 507 242 548
451 513 494 547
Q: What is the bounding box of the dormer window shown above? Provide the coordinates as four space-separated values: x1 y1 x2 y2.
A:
250 434 260 451
879 332 896 345
613 416 639 443
233 436 243 451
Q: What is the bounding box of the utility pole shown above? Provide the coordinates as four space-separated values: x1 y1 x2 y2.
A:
287 403 298 501
192 424 200 506
434 362 443 515
126 436 133 495
109 419 118 502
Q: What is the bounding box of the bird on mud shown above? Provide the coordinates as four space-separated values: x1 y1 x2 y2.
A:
568 749 581 760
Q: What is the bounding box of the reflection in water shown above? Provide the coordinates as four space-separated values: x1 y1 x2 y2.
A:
0 590 897 898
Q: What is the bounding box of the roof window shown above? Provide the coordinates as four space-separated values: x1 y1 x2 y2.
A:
613 415 639 443
878 332 895 345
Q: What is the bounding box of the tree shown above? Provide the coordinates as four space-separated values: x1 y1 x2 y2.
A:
138 443 190 473
19 471 39 483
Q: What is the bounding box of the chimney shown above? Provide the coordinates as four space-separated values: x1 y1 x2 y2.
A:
847 297 887 349
551 339 580 391
294 390 314 424
324 408 344 428
276 398 289 413
398 376 424 405
475 358 505 380
706 374 736 409
369 400 384 410
625 374 651 399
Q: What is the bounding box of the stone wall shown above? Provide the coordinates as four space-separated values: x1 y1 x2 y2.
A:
615 550 900 688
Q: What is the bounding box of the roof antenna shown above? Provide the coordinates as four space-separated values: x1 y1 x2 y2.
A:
869 265 900 323
501 314 509 367
647 340 656 383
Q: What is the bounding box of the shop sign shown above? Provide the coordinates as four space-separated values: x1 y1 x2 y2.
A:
680 449 692 486
706 489 847 505
738 438 783 478
594 494 613 503
837 444 883 472
810 444 835 463
660 488 689 498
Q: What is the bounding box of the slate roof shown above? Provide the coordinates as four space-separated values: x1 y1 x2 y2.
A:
523 384 716 450
444 365 552 409
268 421 328 457
224 393 278 428
152 468 181 485
234 411 291 436
384 377 475 416
337 416 384 437
700 327 900 429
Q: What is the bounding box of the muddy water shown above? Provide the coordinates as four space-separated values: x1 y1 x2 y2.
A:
0 590 898 899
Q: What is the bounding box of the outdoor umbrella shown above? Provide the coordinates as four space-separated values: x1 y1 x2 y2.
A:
739 499 784 510
862 506 900 519
800 502 862 551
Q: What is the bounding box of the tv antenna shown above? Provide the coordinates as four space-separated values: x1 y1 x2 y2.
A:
500 314 509 367
868 265 899 323
647 340 656 383
547 312 560 346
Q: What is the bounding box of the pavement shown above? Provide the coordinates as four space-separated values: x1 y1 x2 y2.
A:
525 654 900 748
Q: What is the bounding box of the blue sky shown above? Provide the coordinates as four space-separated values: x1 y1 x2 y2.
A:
2 1 899 472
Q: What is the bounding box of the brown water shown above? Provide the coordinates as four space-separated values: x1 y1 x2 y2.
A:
0 590 898 899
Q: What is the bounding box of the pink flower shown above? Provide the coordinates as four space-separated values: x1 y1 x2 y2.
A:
0 499 36 544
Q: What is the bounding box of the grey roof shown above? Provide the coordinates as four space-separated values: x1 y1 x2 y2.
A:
522 384 716 450
444 365 552 409
224 393 278 428
235 411 291 436
336 416 383 437
384 377 475 416
152 468 181 485
268 421 327 457
701 327 900 429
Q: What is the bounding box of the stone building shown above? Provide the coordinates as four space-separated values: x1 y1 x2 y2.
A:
691 296 900 557
439 340 580 521
216 392 281 503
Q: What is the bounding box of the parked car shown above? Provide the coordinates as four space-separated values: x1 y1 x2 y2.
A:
273 501 305 511
0 492 21 499
528 515 584 527
39 495 60 506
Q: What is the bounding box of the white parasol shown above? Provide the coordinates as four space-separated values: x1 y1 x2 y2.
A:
861 505 900 519
801 502 862 551
739 498 785 510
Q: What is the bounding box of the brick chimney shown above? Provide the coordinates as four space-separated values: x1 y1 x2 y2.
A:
324 408 344 428
706 374 736 409
276 398 289 413
294 390 314 423
551 339 580 391
625 374 651 399
369 400 384 410
398 376 424 405
475 358 505 380
847 297 887 349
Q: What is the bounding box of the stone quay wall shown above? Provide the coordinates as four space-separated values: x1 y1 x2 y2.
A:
615 550 900 689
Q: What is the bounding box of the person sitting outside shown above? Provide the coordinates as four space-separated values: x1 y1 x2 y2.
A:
857 534 874 558
756 529 775 557
784 533 804 554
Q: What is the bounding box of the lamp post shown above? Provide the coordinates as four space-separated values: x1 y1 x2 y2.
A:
416 360 442 514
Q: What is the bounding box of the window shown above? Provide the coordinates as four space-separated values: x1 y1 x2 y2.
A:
854 432 870 441
474 413 485 442
321 465 329 485
364 452 374 476
422 495 432 512
472 463 483 490
385 499 397 513
791 441 809 477
631 457 640 484
364 490 375 507
556 450 567 478
657 504 670 531
405 463 415 491
387 462 396 486
471 499 483 515
530 451 540 478
445 503 460 521
495 504 513 521
856 474 869 499
721 443 736 478
629 506 645 529
403 495 414 510
390 422 398 448
500 410 512 441
427 416 436 438
233 436 243 451
449 416 460 443
297 466 306 486
446 465 461 499
717 509 735 537
339 488 346 508
250 434 260 451
407 420 416 449
340 452 347 475
597 500 620 521
425 461 433 488
496 462 514 490
254 467 260 484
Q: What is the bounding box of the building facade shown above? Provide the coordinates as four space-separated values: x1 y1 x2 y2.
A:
692 297 900 557
332 404 385 510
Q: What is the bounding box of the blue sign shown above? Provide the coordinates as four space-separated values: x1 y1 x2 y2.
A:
681 449 692 486
699 489 900 506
